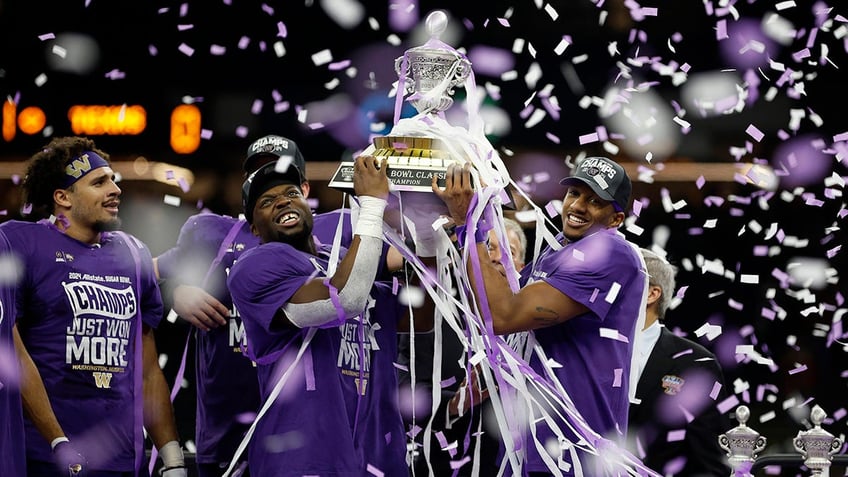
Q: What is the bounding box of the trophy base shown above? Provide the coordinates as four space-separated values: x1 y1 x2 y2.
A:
329 135 458 193
328 162 451 192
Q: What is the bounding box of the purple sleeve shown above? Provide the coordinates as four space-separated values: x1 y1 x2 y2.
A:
155 246 179 281
154 213 207 280
227 242 317 332
0 230 26 477
541 233 640 322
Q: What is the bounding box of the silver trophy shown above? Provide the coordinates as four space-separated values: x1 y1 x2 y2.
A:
793 405 843 476
393 10 471 115
328 10 472 192
719 405 767 476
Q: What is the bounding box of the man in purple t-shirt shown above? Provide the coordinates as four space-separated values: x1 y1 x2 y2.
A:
154 134 360 477
2 136 188 476
227 155 411 476
0 230 26 477
434 156 648 476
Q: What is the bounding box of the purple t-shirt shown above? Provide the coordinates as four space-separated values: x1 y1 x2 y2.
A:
228 242 361 475
1 220 163 472
313 208 354 250
228 239 406 476
155 210 354 463
521 229 646 474
0 229 26 477
156 213 261 463
338 281 407 476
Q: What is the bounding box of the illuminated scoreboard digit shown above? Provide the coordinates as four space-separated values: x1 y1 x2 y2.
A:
1 99 202 155
170 104 202 155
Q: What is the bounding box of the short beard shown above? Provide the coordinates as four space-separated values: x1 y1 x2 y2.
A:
563 230 583 243
93 217 122 232
281 226 311 246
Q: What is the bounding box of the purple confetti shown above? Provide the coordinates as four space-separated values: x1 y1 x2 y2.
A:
366 464 384 477
716 20 728 40
251 100 263 115
578 132 599 144
746 124 765 142
716 394 739 414
710 381 722 400
178 43 194 56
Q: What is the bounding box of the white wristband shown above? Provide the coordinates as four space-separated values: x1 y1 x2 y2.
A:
51 436 70 450
159 440 185 468
353 196 387 238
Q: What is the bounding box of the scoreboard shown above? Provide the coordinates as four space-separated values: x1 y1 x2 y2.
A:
2 99 202 155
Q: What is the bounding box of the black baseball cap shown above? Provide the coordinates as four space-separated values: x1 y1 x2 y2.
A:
241 161 305 224
243 135 307 175
559 156 632 211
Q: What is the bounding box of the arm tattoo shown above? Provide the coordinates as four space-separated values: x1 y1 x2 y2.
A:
533 306 561 325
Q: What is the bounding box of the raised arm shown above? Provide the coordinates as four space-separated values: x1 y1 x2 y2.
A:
433 163 588 335
277 155 390 327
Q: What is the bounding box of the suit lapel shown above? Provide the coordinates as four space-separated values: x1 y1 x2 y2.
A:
635 327 674 403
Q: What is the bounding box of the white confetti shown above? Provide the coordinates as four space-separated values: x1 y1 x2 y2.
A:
311 49 333 66
163 195 181 207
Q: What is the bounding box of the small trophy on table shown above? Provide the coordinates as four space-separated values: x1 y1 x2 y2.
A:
719 405 767 476
793 405 843 476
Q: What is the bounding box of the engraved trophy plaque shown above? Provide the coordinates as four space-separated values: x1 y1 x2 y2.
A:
328 10 472 192
793 405 843 476
718 405 767 476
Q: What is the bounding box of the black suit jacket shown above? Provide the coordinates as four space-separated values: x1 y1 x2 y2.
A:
628 327 732 477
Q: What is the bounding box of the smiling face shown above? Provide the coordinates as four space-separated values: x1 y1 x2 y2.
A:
56 166 122 241
560 183 625 242
249 183 314 247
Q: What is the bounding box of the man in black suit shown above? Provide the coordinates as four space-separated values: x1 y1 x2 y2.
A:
628 249 732 477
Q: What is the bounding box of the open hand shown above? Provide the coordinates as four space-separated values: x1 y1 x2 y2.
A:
172 285 229 331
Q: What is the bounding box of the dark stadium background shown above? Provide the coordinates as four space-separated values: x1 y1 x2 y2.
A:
2 1 847 473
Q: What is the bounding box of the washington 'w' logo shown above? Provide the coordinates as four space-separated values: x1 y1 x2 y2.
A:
65 154 92 179
93 372 113 389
